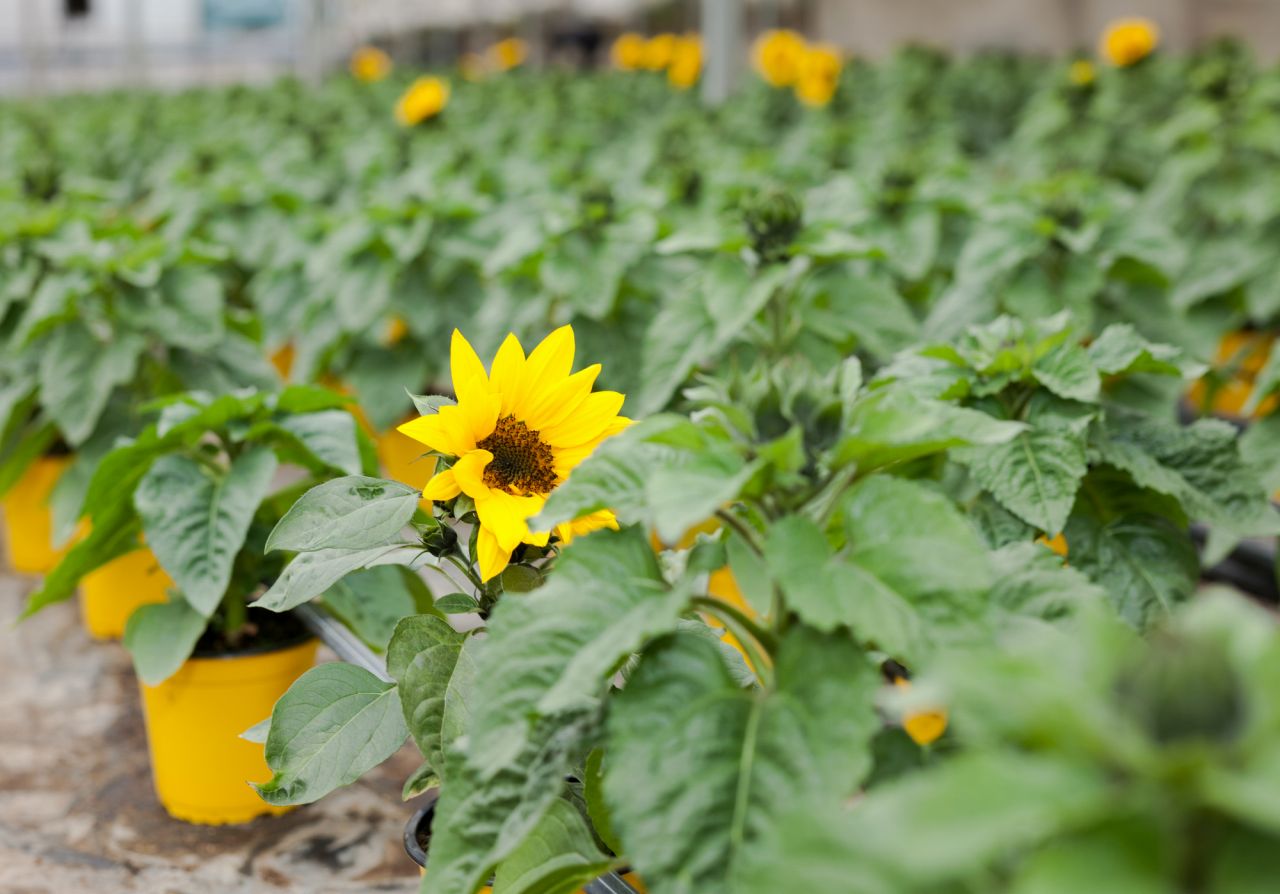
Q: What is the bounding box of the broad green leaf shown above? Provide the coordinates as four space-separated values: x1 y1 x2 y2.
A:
147 267 225 351
386 614 467 771
491 798 613 894
322 566 423 652
273 410 362 475
466 526 685 772
38 322 141 446
123 597 207 686
256 544 417 612
21 502 141 617
1032 342 1099 402
254 663 408 805
605 629 879 893
135 447 277 616
842 476 993 597
1064 507 1198 627
956 427 1088 535
267 476 420 553
832 388 1024 472
1087 324 1192 377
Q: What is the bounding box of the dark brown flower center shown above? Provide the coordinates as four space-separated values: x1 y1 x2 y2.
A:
477 415 557 495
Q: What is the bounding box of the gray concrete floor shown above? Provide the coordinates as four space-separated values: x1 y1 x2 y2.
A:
0 572 424 894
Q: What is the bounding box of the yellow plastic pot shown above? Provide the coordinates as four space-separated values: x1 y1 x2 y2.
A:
1187 330 1277 418
377 426 438 492
1 455 72 574
79 547 174 640
138 638 318 825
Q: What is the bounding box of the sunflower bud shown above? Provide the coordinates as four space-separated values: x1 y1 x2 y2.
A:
1115 631 1246 746
741 187 802 263
420 515 459 556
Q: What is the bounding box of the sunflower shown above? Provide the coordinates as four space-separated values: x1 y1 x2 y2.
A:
395 76 450 126
612 33 647 71
1068 58 1096 87
488 38 528 72
667 35 703 90
350 46 392 83
1100 17 1159 67
752 29 808 87
643 33 678 71
400 327 629 581
793 44 842 107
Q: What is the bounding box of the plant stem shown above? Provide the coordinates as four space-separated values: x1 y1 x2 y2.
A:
715 508 763 557
691 595 779 655
445 553 484 592
221 590 246 641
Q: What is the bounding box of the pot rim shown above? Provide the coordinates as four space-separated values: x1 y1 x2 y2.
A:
189 613 315 661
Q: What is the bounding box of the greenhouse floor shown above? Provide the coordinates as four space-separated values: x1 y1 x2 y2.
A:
0 572 423 894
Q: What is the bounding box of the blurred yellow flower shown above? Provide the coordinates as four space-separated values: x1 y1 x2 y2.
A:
611 32 647 71
753 29 808 87
793 43 842 106
893 677 948 746
395 76 450 126
643 33 678 71
1100 17 1159 67
488 37 528 72
349 46 391 83
1068 58 1096 86
667 34 703 90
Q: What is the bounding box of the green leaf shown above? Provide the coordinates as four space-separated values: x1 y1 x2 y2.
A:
1032 342 1100 402
273 410 362 475
1064 506 1198 627
322 566 421 652
135 447 277 616
386 614 467 772
147 267 225 351
1087 324 1193 377
956 427 1088 536
22 504 141 617
842 476 993 597
831 388 1025 472
491 798 614 894
254 663 408 806
38 322 140 446
465 526 685 772
266 476 420 553
605 628 879 893
123 597 207 686
256 544 417 612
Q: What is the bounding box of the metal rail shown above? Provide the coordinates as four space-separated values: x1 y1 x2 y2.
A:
293 602 391 682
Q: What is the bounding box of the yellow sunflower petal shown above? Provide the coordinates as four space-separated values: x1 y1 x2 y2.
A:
476 490 542 552
522 364 601 431
422 469 462 501
489 333 527 414
476 525 511 582
398 407 475 457
541 391 626 448
519 326 575 396
452 449 494 499
556 509 618 545
451 329 491 406
460 390 501 443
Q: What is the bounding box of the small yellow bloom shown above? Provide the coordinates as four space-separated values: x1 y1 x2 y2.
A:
1037 533 1069 560
1100 17 1159 67
384 316 408 346
350 45 391 83
893 678 948 746
612 32 647 71
394 76 450 126
488 37 528 72
793 44 842 107
643 33 678 71
1068 59 1096 87
667 35 703 90
402 327 630 581
752 29 808 87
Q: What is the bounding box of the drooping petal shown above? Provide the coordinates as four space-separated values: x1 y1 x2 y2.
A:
488 333 528 415
450 329 491 406
422 469 462 502
476 525 511 582
540 391 627 448
398 406 476 457
452 449 494 499
555 509 619 545
522 364 601 432
476 489 542 552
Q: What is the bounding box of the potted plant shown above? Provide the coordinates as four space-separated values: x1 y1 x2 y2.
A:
23 385 375 824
